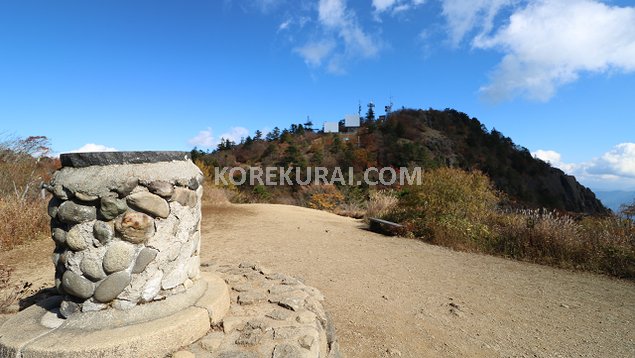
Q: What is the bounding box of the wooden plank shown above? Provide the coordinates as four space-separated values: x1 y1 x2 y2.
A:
368 217 403 236
368 217 403 227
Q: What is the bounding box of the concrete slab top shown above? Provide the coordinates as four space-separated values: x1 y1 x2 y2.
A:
60 151 191 168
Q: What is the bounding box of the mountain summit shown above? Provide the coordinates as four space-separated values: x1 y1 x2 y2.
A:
200 108 607 215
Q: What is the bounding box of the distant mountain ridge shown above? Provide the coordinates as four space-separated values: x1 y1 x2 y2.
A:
594 190 635 212
197 108 608 215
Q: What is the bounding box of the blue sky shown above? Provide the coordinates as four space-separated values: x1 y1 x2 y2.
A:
1 0 634 190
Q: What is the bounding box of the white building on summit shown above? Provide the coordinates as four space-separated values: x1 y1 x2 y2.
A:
344 114 360 128
323 114 360 134
323 121 339 133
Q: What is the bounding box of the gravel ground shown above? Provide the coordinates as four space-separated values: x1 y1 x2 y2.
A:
1 203 634 357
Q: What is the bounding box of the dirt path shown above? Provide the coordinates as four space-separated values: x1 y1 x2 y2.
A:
2 203 634 357
202 204 635 358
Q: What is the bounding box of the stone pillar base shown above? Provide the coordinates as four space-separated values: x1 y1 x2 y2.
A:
0 272 229 358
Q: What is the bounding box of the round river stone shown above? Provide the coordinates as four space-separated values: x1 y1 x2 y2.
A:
66 225 90 251
57 201 96 224
146 180 174 198
94 271 132 303
61 270 95 299
99 195 128 221
132 247 158 274
103 241 135 274
115 211 155 244
126 192 170 218
93 221 114 244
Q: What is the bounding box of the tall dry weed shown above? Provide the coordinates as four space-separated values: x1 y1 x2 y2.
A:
335 202 366 219
0 197 49 250
366 190 398 219
386 167 635 280
0 264 17 313
201 185 232 206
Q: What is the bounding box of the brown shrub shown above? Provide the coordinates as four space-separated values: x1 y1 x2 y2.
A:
296 184 344 212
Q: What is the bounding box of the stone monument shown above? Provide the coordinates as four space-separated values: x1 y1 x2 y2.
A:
0 152 230 357
0 151 339 358
49 151 204 314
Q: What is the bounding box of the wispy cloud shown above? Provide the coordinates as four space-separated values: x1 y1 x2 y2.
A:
293 0 381 74
294 40 336 67
372 0 426 16
372 0 398 13
278 18 292 31
439 0 514 47
275 0 635 102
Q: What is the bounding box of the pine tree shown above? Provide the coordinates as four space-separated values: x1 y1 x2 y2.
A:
266 127 281 141
366 102 375 122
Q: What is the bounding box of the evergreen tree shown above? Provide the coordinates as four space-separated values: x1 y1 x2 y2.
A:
366 102 375 122
280 144 306 168
280 129 292 143
216 138 235 151
254 130 263 141
266 127 281 141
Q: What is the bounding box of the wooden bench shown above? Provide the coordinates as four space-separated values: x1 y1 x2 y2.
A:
368 217 403 236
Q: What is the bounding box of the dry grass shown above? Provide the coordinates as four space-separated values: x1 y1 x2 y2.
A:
488 210 635 278
201 184 232 206
0 263 46 313
335 202 366 219
365 190 398 220
0 197 49 251
382 168 635 280
0 264 18 313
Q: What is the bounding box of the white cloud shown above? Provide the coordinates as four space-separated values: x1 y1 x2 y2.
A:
319 0 347 27
188 128 214 148
67 143 117 153
586 143 635 178
533 149 563 166
473 0 635 101
533 143 635 190
372 0 426 17
278 19 292 31
188 126 250 149
372 0 398 13
295 0 380 74
219 127 250 144
294 40 336 67
440 0 514 46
